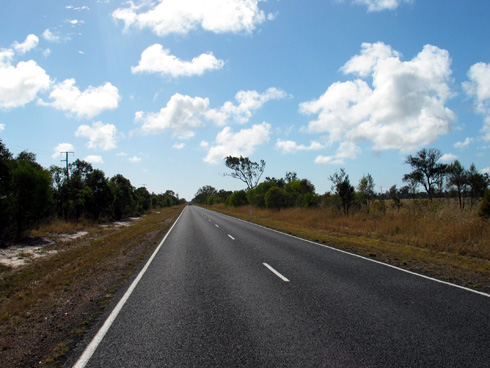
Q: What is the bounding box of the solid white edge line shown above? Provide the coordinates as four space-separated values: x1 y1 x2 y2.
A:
263 263 290 282
72 207 186 368
201 208 490 299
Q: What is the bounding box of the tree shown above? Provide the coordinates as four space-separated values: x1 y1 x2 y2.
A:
329 168 355 215
247 180 277 207
11 152 52 237
446 160 467 208
193 185 217 204
357 174 375 213
403 148 447 200
0 140 13 241
109 174 134 220
265 187 290 211
224 156 266 190
228 190 248 208
388 185 403 212
467 164 489 207
479 189 490 220
285 178 317 207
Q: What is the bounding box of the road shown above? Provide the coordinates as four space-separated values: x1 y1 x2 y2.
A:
71 205 490 367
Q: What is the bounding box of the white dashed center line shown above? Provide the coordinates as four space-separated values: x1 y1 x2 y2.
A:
228 234 235 240
263 263 290 282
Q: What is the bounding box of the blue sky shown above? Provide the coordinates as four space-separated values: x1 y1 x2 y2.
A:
1 0 490 200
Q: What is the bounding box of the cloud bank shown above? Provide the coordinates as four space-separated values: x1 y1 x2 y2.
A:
300 42 455 163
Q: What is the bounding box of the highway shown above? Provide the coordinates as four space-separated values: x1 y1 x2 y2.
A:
71 205 490 367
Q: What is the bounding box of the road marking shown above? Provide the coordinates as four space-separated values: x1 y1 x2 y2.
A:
228 234 235 240
72 207 186 368
207 208 490 298
215 224 219 228
263 263 290 282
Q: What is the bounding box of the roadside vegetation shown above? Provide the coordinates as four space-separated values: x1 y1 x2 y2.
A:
193 150 490 292
0 205 185 367
0 139 186 245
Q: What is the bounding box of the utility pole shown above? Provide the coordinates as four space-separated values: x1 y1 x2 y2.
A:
61 151 74 180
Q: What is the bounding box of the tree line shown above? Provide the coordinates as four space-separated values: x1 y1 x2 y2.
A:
0 139 185 242
192 149 490 218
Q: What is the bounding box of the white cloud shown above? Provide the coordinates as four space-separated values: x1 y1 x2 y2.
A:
350 0 413 12
0 124 5 133
440 153 458 163
42 29 60 43
173 143 185 149
75 121 118 151
0 59 50 109
129 156 142 163
116 152 128 156
314 141 361 165
113 0 270 36
136 88 286 139
454 137 474 149
463 62 490 141
206 87 288 126
276 139 323 154
136 93 209 139
84 155 104 164
314 155 344 165
482 167 490 175
300 42 455 155
68 19 85 26
203 122 271 164
40 79 120 119
12 34 39 55
0 49 14 66
52 143 75 159
132 44 224 78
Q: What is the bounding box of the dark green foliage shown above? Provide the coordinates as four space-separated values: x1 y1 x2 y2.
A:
265 187 290 211
403 148 447 200
329 168 355 215
0 138 184 242
2 150 52 239
228 190 248 208
478 189 490 220
247 181 278 207
285 178 317 208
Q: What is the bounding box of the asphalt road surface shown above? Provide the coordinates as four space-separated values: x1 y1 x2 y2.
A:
71 205 490 367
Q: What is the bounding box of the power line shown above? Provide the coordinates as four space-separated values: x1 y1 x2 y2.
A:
61 151 74 180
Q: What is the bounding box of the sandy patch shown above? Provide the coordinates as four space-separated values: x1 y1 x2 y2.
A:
0 239 57 268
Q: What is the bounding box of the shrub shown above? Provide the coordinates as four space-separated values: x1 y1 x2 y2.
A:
479 189 490 220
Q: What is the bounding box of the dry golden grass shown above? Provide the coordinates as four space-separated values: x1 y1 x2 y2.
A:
215 200 490 260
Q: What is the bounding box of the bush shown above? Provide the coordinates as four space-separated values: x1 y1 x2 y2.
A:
479 189 490 220
228 190 248 208
265 187 290 211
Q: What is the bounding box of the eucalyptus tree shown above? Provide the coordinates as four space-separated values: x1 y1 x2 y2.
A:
403 148 447 200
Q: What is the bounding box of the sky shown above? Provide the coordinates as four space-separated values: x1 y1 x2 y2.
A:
1 0 490 200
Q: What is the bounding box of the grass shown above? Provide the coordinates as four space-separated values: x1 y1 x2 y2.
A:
206 201 490 293
0 205 185 367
